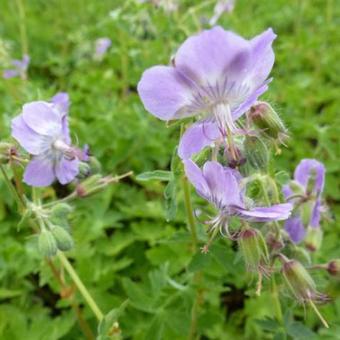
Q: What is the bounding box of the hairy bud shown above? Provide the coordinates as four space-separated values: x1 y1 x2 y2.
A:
327 260 340 278
305 227 322 252
238 228 269 273
51 226 74 251
248 102 288 143
244 136 269 171
38 230 58 257
281 259 327 303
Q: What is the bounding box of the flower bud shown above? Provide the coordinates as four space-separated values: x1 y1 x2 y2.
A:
51 226 74 251
244 136 269 171
300 200 315 226
281 259 326 303
238 228 269 272
327 260 340 278
0 142 13 164
50 203 72 231
76 174 102 197
289 180 305 196
304 227 322 252
248 102 288 142
38 230 58 257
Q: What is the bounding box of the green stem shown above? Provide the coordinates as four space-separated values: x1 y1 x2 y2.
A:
15 0 29 56
0 164 25 210
182 176 198 251
271 276 283 325
57 252 104 321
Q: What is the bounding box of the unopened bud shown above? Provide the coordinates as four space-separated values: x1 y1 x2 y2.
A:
39 230 58 257
244 136 269 171
238 228 269 272
305 227 322 252
289 180 305 196
300 200 315 226
78 162 91 178
88 156 101 174
51 226 74 251
76 174 102 197
248 102 288 142
327 260 340 278
0 142 13 163
282 259 326 302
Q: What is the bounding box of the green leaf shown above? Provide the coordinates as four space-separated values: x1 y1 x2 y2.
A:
286 321 316 339
144 313 165 340
0 289 22 300
122 278 156 313
136 170 173 182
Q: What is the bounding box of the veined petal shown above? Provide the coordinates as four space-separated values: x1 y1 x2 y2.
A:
284 216 306 243
23 157 55 187
232 81 269 120
22 101 62 136
178 120 221 159
234 203 293 222
175 26 250 87
184 160 211 200
203 161 242 208
55 157 79 185
11 115 50 155
137 66 194 121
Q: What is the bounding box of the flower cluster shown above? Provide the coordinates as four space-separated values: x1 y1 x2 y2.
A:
138 26 331 321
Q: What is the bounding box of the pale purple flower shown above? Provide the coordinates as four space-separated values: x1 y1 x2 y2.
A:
209 0 235 26
283 159 326 243
3 54 30 79
94 38 112 59
185 160 292 233
138 26 276 159
11 98 82 187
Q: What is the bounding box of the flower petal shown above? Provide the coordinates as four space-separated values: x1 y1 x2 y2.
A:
51 92 70 117
55 157 79 185
284 216 306 243
249 28 276 86
178 120 221 159
23 157 55 187
294 159 325 195
137 66 194 120
234 203 293 222
310 199 321 228
232 81 269 120
175 26 250 87
184 160 211 200
202 161 242 208
11 115 50 155
22 101 62 136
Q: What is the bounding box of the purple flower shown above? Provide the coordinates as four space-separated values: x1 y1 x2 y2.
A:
3 55 30 79
209 0 235 26
94 38 112 59
283 159 326 243
11 98 82 187
138 26 276 159
184 160 292 233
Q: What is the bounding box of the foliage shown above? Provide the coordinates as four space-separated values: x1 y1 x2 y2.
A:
0 0 339 339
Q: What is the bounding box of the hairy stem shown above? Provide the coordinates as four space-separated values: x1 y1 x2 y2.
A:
271 276 283 325
182 176 198 251
15 0 29 56
57 251 104 321
0 164 25 210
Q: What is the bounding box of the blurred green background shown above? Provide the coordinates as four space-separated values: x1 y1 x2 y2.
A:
0 0 339 339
